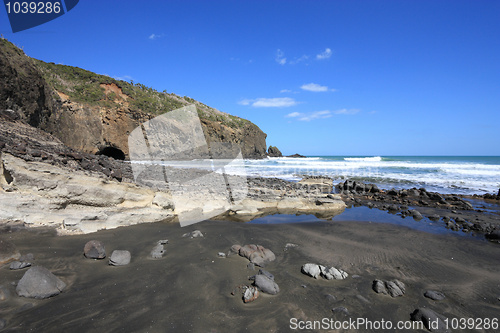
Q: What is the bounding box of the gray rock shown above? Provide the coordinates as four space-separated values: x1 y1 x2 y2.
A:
243 286 259 303
109 250 131 266
486 229 500 242
254 274 280 295
424 290 445 301
182 230 203 238
321 265 348 280
150 244 165 259
284 243 298 251
9 261 31 270
83 240 106 259
373 279 405 297
16 266 66 299
301 263 321 279
217 252 226 258
372 279 388 294
258 269 274 281
386 280 405 297
410 308 450 332
332 307 350 316
239 244 275 267
410 210 423 220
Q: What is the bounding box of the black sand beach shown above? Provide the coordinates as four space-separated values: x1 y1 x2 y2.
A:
1 216 499 332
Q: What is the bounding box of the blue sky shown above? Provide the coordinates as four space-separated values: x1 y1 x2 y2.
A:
1 0 499 156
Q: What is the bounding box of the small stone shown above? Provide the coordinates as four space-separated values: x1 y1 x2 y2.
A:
424 290 445 301
284 243 298 251
83 240 106 259
150 244 165 259
108 250 131 266
182 230 203 238
218 252 226 258
243 286 259 303
9 261 31 270
332 307 350 316
409 210 423 220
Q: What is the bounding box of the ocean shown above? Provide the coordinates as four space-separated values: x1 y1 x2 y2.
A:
241 156 500 195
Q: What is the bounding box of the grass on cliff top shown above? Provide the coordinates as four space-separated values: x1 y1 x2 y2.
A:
32 57 251 129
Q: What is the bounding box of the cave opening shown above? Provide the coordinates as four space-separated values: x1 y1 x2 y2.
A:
96 146 126 160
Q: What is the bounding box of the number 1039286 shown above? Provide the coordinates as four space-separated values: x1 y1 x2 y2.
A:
5 1 62 14
444 317 498 330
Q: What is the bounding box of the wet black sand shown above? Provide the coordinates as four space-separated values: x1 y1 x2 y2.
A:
1 217 500 332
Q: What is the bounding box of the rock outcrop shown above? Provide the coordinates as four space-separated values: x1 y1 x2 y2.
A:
267 146 282 157
0 38 267 159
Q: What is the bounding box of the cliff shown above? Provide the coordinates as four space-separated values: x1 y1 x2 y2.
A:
0 38 267 159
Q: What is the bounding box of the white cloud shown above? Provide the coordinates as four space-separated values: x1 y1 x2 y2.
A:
240 97 298 108
286 112 302 118
286 109 359 121
280 89 292 93
316 48 332 60
276 49 287 65
289 55 309 65
299 110 332 121
238 99 252 106
301 83 330 92
333 109 360 115
149 33 164 40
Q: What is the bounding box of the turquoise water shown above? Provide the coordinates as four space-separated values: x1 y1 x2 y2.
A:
241 156 500 195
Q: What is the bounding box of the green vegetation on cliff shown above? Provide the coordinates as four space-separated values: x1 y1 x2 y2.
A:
33 56 251 129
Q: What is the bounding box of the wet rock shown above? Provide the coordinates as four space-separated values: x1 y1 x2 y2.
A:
485 229 500 242
9 261 31 270
410 210 423 221
243 286 259 303
83 240 106 259
238 244 275 267
424 290 445 301
182 230 204 238
428 214 440 222
254 274 280 295
0 239 21 265
109 250 131 266
16 266 66 299
372 279 405 297
454 217 466 224
410 308 450 332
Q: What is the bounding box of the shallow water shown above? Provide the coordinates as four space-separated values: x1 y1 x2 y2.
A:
248 206 479 238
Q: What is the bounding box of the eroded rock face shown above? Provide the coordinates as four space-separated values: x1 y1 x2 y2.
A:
16 266 66 299
0 39 268 160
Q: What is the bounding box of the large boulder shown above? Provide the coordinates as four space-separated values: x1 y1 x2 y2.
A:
238 244 275 267
16 266 66 299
